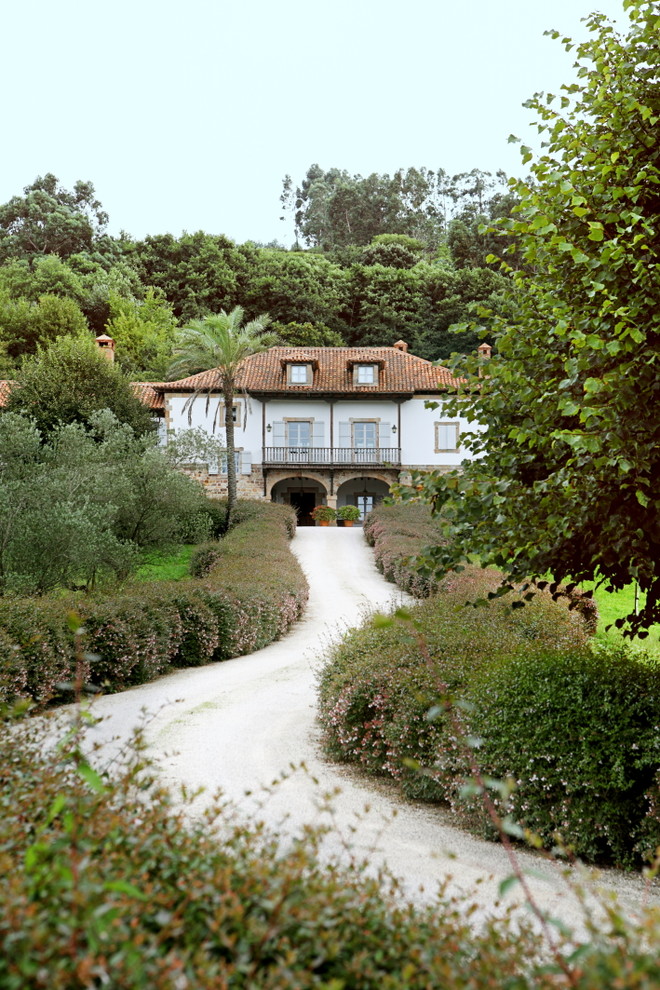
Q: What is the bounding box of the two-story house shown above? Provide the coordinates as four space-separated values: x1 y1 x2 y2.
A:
153 339 480 524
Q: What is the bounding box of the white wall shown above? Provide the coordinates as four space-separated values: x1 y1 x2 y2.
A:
165 391 480 470
166 392 264 470
400 396 479 467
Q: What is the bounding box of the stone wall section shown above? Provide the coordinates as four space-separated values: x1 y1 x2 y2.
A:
180 463 457 503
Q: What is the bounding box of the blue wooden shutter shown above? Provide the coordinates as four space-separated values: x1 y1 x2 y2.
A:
378 421 391 449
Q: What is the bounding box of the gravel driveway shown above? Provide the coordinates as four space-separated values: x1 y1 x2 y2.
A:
85 527 658 934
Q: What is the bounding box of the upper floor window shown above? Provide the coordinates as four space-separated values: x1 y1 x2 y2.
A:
355 363 376 385
287 420 311 447
353 421 377 448
288 363 312 385
435 421 460 452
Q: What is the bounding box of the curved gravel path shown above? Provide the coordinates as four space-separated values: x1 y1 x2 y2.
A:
86 527 657 933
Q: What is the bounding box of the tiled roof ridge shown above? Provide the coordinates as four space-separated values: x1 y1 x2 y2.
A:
160 345 462 394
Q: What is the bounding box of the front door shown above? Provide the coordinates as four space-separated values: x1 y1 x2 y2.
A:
289 491 316 526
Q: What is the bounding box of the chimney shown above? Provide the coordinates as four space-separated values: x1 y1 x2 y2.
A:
477 341 492 378
95 333 116 363
393 339 408 353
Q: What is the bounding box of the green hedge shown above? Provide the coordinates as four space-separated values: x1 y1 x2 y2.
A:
2 719 659 988
318 566 660 866
0 501 307 706
363 502 445 597
466 645 660 867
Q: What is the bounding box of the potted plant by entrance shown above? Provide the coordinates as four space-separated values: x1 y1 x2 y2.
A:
311 504 337 527
337 505 361 527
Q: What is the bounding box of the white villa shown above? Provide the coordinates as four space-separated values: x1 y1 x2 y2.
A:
142 339 484 524
0 337 484 525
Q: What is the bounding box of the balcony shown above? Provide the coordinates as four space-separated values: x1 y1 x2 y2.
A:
262 446 401 467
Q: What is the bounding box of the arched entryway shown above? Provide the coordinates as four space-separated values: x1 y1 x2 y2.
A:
270 476 328 526
336 476 391 522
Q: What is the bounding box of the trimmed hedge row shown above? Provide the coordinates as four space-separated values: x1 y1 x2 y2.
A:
318 566 660 867
363 502 445 597
0 501 307 707
8 720 659 989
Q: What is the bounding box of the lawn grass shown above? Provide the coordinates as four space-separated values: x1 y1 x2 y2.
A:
582 580 660 652
135 544 196 582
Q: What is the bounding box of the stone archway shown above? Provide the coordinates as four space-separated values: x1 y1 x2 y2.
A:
270 475 328 526
336 475 391 522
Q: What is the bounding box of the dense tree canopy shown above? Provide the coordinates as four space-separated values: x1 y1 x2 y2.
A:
405 0 660 636
0 174 108 261
0 161 520 373
6 336 155 437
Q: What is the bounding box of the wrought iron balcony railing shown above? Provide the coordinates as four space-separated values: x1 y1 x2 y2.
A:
262 446 401 467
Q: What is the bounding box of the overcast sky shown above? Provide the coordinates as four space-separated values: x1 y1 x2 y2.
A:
2 0 627 247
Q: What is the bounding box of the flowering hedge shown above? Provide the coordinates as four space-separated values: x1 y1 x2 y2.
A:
363 503 445 597
0 501 307 706
318 566 660 866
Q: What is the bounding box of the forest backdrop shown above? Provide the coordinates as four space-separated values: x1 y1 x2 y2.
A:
0 166 519 379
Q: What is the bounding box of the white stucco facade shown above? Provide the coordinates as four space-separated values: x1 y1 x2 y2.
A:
165 392 478 470
156 343 481 521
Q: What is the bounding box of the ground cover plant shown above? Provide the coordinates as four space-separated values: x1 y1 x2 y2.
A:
2 710 660 989
0 501 307 707
135 544 196 582
319 536 660 867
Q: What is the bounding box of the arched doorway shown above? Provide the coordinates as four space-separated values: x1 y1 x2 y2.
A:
270 476 328 526
336 476 391 522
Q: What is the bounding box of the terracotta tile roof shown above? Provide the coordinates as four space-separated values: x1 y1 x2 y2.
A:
163 347 462 395
132 382 166 412
0 381 14 407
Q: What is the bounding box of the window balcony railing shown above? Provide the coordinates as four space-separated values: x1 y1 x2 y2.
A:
262 446 401 467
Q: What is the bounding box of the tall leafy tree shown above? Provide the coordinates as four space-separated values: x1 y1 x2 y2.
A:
132 232 256 321
242 250 350 332
0 174 108 260
6 335 155 437
169 307 276 528
406 0 660 636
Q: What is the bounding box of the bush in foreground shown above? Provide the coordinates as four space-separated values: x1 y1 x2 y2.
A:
2 715 659 989
318 564 660 866
0 501 306 706
467 645 660 867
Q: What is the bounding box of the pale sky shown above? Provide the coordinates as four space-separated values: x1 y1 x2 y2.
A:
2 0 627 247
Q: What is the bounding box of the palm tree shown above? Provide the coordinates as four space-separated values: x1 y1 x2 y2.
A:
168 307 276 529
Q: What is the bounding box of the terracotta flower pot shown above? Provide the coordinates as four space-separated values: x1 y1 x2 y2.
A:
343 520 354 527
319 520 330 527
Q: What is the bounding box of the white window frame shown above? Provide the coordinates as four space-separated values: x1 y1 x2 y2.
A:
219 400 240 425
220 451 241 474
352 420 378 448
286 420 312 447
356 494 374 519
288 363 311 385
354 363 376 385
434 421 460 453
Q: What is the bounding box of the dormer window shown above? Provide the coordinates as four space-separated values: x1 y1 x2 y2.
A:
288 363 312 385
355 363 377 385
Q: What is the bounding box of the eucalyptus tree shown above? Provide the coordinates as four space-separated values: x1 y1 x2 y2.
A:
168 307 276 528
